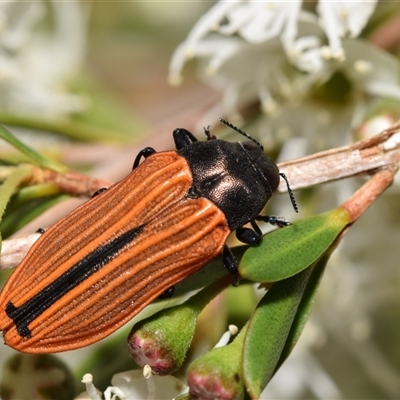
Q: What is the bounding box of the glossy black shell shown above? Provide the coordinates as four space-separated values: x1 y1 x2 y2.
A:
177 138 280 231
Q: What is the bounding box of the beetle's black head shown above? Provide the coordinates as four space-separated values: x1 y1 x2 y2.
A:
240 141 280 195
177 137 281 231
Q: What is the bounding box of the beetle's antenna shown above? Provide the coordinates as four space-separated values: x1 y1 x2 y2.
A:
219 118 264 150
219 118 298 213
279 173 298 213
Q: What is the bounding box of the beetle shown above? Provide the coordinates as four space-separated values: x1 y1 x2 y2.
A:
0 119 297 353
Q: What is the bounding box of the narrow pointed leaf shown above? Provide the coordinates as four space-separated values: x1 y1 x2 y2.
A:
242 267 313 399
0 194 68 239
0 164 33 247
0 164 33 223
274 244 336 373
0 125 67 173
239 208 350 282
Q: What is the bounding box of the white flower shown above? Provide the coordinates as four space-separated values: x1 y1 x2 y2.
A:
169 0 399 150
76 369 186 400
214 324 239 348
170 0 378 83
0 0 88 119
77 374 102 400
317 0 377 58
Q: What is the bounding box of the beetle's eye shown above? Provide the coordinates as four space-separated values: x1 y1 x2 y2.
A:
242 141 280 192
241 141 260 153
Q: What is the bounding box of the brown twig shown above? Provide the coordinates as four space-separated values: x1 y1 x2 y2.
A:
1 122 400 270
276 121 400 193
340 166 397 224
28 168 113 198
0 233 41 271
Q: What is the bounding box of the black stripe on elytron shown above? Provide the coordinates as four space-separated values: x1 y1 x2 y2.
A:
6 224 145 339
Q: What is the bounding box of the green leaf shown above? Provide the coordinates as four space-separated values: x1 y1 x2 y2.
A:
242 267 313 399
0 125 67 173
274 245 335 373
0 182 69 238
0 113 136 144
0 164 33 246
0 194 68 239
239 208 350 282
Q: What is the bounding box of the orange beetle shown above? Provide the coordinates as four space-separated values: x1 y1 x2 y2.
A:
0 120 296 353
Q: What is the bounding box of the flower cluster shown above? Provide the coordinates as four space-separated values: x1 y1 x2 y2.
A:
76 369 186 400
0 1 87 119
170 0 400 150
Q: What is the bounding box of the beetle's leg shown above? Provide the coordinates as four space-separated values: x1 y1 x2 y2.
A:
92 187 107 198
222 245 239 286
158 286 175 300
132 147 156 170
256 215 291 228
235 220 262 246
173 128 198 149
203 125 217 141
